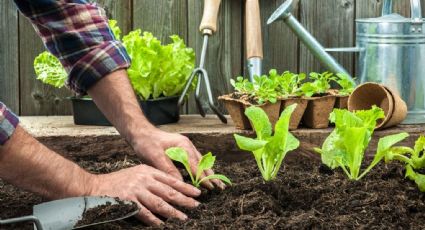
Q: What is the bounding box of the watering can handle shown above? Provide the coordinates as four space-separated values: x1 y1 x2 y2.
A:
199 0 222 35
382 0 422 21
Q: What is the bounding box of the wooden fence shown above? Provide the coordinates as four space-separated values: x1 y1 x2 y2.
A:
0 0 422 115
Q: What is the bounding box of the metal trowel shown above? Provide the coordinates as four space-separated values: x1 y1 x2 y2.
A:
0 196 139 230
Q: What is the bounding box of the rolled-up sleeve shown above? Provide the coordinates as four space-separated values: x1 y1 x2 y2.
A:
0 102 19 146
14 0 131 95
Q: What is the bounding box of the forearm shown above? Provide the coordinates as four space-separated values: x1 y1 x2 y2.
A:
0 126 94 199
87 70 157 148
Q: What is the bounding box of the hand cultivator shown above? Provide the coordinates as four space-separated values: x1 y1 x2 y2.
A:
178 0 227 124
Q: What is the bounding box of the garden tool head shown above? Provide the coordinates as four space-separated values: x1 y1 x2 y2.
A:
0 196 139 230
178 0 227 124
246 0 263 82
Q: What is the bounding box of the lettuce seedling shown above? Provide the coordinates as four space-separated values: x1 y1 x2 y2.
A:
382 136 425 192
300 72 336 97
230 76 254 94
315 106 410 180
234 104 300 181
334 73 355 96
269 69 306 97
252 74 279 104
165 147 232 187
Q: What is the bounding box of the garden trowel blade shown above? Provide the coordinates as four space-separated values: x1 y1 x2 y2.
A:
33 196 139 230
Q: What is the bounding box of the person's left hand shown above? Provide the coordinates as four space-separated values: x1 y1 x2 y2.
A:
132 129 226 190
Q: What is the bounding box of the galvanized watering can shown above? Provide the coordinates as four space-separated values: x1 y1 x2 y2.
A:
268 0 425 124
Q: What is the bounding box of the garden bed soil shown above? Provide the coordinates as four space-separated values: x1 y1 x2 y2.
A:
1 151 425 229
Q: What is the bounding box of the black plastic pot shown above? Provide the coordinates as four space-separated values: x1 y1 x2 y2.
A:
70 96 180 126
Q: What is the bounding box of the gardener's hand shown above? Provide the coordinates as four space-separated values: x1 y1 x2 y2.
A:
133 129 226 190
90 164 201 226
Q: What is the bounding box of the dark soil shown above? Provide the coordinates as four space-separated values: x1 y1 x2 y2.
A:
1 153 425 230
230 92 258 105
75 198 139 227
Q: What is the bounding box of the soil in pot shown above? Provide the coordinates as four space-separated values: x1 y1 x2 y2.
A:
1 152 425 229
281 97 308 130
302 95 336 129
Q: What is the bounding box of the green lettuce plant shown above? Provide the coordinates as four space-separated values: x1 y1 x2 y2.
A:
122 30 195 100
269 69 305 97
315 106 411 180
299 71 336 97
165 147 232 188
230 76 254 95
234 104 300 181
381 136 425 192
334 73 355 96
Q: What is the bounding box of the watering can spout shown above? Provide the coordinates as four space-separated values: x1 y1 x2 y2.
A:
268 0 355 85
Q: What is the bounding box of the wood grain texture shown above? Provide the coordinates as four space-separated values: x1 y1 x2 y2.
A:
245 0 264 59
132 0 188 43
19 15 72 116
0 0 19 112
187 0 243 114
94 0 133 35
260 0 300 75
299 0 355 75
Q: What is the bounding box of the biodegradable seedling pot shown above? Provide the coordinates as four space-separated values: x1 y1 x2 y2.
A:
302 95 336 129
281 97 308 130
71 96 180 126
219 95 251 130
328 89 349 109
246 102 282 128
348 83 407 129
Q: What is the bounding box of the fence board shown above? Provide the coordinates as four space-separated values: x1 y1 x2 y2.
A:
94 0 133 36
0 0 19 113
19 16 72 116
260 0 300 75
132 0 188 43
299 0 355 75
186 0 243 114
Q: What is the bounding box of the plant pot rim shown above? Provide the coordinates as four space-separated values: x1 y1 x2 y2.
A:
69 95 180 102
304 94 336 100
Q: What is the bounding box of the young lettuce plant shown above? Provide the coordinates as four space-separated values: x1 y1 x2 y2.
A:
165 147 232 188
269 69 306 97
382 136 425 192
230 76 254 95
315 106 411 180
234 104 300 181
334 73 355 96
252 74 279 104
300 72 336 97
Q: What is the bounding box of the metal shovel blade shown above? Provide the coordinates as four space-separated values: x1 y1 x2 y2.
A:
34 196 139 230
0 196 139 230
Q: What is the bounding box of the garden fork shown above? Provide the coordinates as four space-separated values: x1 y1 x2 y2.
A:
178 0 227 124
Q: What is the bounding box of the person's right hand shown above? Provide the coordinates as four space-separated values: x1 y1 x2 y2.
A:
88 164 201 226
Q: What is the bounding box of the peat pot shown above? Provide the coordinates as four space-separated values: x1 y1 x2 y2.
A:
70 96 180 126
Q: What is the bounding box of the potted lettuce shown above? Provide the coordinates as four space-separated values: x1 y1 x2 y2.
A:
34 20 195 126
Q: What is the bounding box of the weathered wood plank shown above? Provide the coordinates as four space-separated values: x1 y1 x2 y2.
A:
260 0 300 74
299 0 355 75
132 0 188 43
93 0 132 36
187 0 243 114
356 0 411 18
19 16 72 116
0 0 19 113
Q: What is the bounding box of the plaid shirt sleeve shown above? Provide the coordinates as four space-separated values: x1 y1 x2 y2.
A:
0 102 19 146
14 0 131 95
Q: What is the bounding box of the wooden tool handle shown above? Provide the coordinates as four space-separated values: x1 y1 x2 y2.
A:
245 0 263 59
199 0 222 35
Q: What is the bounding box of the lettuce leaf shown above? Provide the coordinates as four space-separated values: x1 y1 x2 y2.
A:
123 30 195 100
234 104 300 181
34 51 67 88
